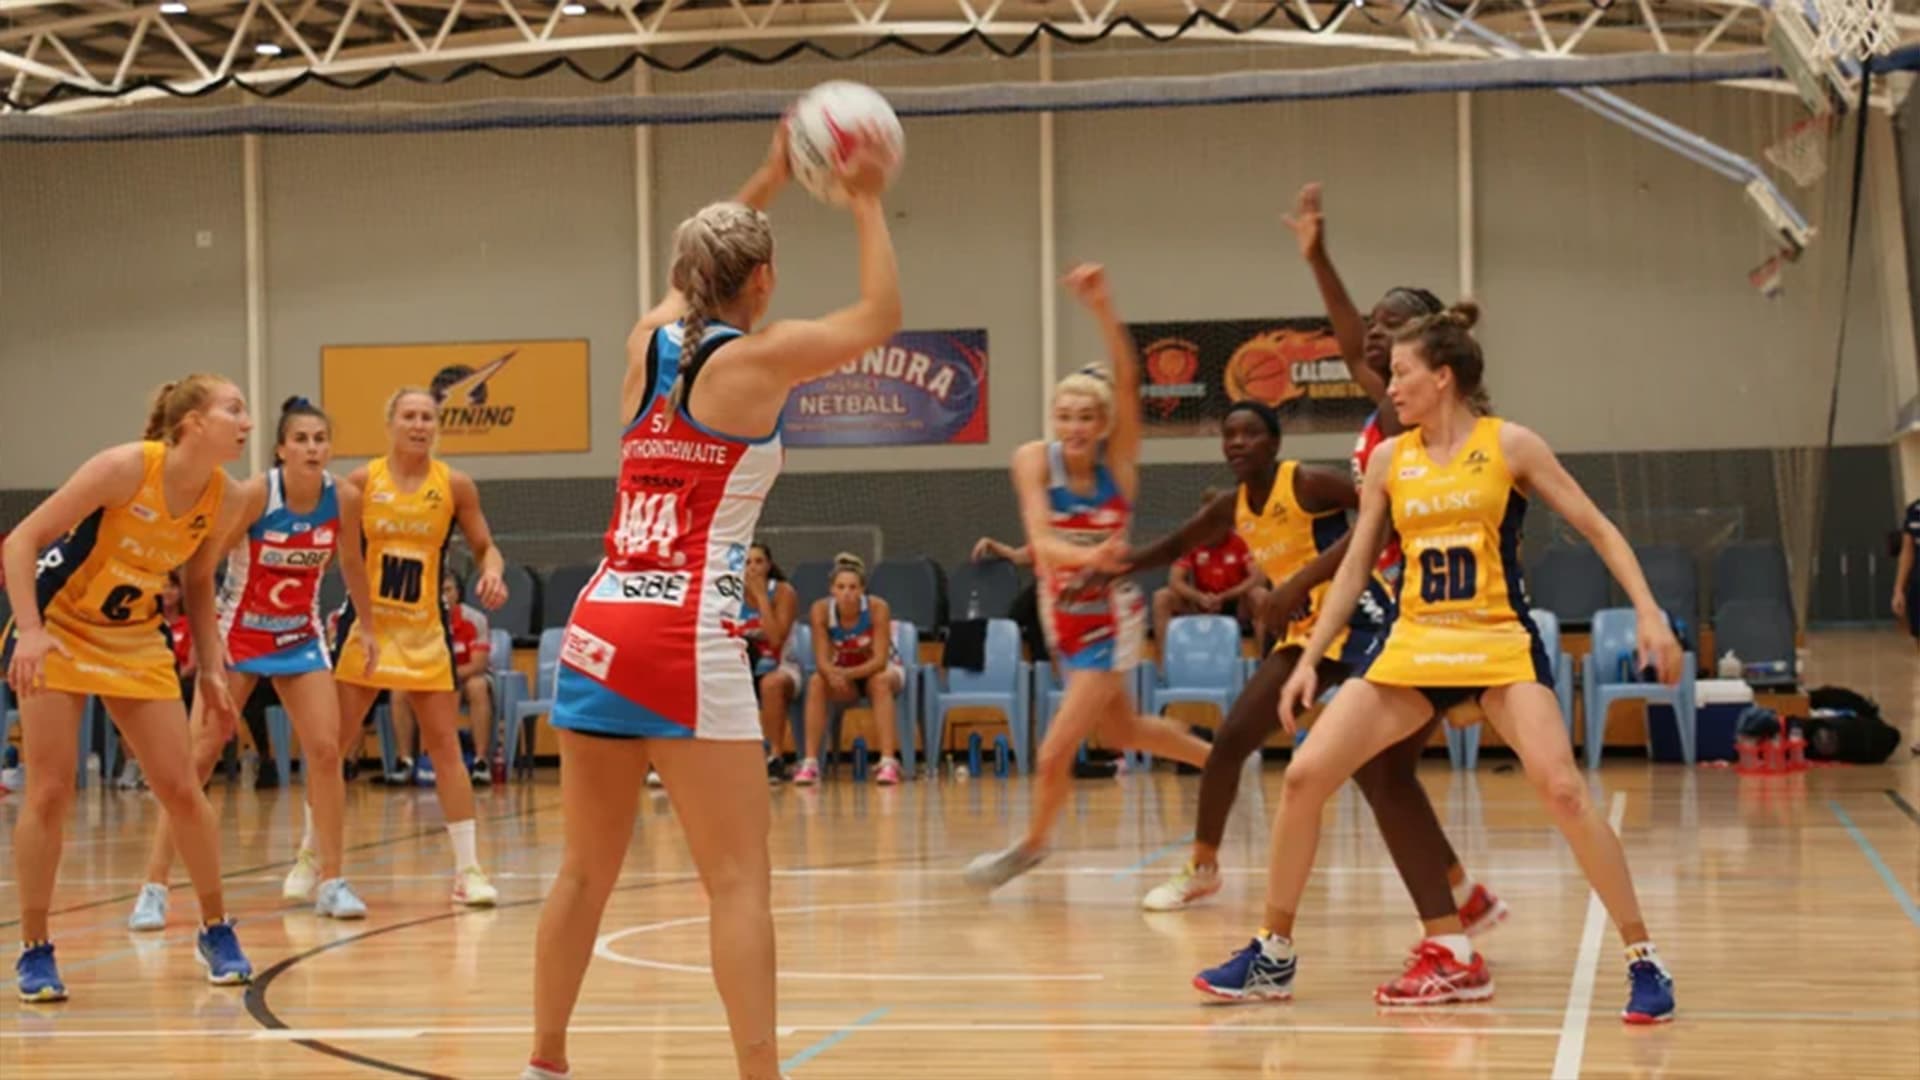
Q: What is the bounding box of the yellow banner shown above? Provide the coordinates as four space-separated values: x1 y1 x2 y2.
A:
320 340 591 457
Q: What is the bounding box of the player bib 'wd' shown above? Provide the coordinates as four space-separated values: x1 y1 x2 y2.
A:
333 456 458 691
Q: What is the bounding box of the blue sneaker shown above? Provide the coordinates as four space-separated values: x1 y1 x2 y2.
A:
1193 937 1296 1003
1622 960 1675 1023
16 942 67 1003
196 921 253 986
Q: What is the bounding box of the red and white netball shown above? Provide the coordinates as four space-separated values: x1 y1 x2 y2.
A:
785 80 904 205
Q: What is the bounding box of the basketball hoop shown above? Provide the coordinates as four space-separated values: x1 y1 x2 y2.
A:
1765 115 1835 188
1812 0 1898 59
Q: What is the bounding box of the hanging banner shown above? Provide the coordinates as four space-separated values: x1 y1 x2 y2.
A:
320 339 591 457
1130 317 1372 438
781 329 989 447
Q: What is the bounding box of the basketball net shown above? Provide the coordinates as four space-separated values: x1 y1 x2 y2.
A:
1813 0 1897 59
1765 115 1835 188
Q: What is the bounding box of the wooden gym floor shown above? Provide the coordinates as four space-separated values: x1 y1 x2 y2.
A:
3 630 1918 1079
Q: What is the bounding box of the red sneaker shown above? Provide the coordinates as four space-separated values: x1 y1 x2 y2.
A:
1375 941 1496 1007
1459 883 1510 938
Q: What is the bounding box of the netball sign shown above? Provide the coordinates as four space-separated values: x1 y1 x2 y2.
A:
780 329 989 447
1128 317 1370 439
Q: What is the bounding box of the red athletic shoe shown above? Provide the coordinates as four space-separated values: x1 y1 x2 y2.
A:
1375 941 1496 1006
1459 883 1510 938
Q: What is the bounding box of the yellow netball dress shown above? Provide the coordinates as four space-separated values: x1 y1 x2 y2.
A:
2 441 224 699
1365 417 1551 691
333 457 456 692
1236 460 1389 667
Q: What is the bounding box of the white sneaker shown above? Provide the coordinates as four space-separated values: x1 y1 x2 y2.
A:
315 878 368 920
1141 862 1222 912
452 866 498 907
646 767 664 788
283 849 319 901
128 882 169 932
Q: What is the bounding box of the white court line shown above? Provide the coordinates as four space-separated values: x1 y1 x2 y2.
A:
1551 789 1626 1080
0 1020 1559 1042
595 900 1105 983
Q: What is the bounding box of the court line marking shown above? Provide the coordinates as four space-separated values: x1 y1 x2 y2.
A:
1550 789 1626 1080
0 1020 1561 1041
596 900 1105 982
1831 800 1920 929
1886 789 1920 828
781 1007 889 1073
1111 834 1195 880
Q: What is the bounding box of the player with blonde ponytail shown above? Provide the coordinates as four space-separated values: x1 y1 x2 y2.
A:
4 375 257 1001
528 117 901 1080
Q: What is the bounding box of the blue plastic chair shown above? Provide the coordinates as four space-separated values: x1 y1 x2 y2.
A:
493 626 565 778
1146 615 1243 718
1582 607 1698 768
924 618 1031 774
1446 609 1576 769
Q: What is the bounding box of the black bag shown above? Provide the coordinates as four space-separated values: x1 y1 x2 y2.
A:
1802 686 1901 764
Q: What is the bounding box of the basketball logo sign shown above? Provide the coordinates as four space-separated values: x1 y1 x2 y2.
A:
1128 316 1369 439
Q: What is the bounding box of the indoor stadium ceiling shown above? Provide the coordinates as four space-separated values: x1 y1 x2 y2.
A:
1 0 1914 113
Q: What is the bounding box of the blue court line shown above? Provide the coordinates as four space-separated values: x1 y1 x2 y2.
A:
1111 834 1195 880
780 1007 888 1073
1830 801 1920 930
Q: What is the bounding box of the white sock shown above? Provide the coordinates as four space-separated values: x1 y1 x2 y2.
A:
447 819 479 872
300 803 316 856
1432 933 1473 964
1624 941 1665 971
1258 931 1294 960
1451 877 1476 906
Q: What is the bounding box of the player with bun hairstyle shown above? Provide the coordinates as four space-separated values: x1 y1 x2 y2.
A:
793 552 906 785
129 395 380 931
526 118 900 1080
333 385 511 909
1195 301 1679 1025
3 375 256 1000
963 264 1212 893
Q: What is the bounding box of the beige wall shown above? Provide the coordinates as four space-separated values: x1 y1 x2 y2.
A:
0 58 1907 492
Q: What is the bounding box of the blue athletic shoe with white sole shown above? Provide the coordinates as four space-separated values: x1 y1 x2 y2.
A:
197 921 253 986
1193 937 1296 1003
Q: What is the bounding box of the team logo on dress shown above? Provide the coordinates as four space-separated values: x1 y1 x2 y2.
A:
1398 466 1428 480
591 569 691 606
190 515 209 531
313 527 335 546
724 543 747 573
264 530 290 543
1464 449 1490 474
291 522 312 534
1402 491 1479 519
431 351 517 437
129 503 158 522
561 624 616 680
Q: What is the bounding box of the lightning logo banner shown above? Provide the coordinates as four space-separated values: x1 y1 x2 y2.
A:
320 339 591 456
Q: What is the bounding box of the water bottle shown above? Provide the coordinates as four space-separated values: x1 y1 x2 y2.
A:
967 732 984 777
1736 734 1764 773
491 741 507 785
965 589 983 621
1717 651 1743 679
852 737 870 782
993 735 1010 778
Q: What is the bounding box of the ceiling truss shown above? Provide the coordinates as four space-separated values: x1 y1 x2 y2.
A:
1 0 1914 115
